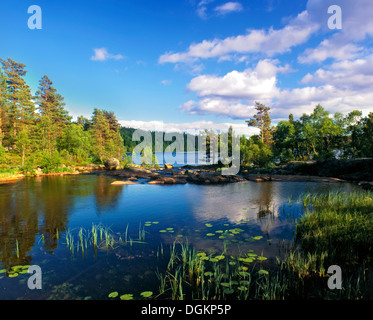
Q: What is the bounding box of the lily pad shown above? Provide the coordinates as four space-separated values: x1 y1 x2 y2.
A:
205 223 213 227
144 223 152 227
120 294 134 300
252 236 263 240
257 256 267 261
238 286 248 291
166 228 174 231
8 273 18 278
140 291 153 298
159 230 167 233
258 269 269 275
239 271 250 277
108 291 119 298
152 221 159 224
220 282 230 287
204 271 214 277
223 288 234 295
197 252 206 257
206 233 215 237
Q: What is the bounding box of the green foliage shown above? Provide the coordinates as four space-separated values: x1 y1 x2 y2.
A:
0 57 127 171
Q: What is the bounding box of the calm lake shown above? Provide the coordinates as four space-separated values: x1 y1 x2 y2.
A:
0 174 359 300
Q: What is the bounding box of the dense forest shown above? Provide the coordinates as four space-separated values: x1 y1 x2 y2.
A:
241 102 373 167
0 58 372 173
0 58 125 172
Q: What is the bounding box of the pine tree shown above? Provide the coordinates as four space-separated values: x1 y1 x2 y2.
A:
246 102 273 146
0 58 34 147
90 108 110 162
0 68 7 147
35 75 71 156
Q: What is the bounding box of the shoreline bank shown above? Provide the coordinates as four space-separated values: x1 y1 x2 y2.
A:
1 160 372 190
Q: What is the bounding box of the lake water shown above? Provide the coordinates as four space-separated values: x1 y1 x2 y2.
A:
0 174 359 300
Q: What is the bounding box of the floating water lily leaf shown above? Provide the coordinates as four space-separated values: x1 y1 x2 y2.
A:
166 228 174 231
18 269 29 274
258 269 269 275
176 234 183 238
152 221 159 224
144 223 152 227
8 273 18 278
220 282 230 287
145 221 152 224
140 291 153 298
84 296 92 300
238 286 248 291
120 294 134 300
240 280 250 286
223 288 234 295
215 230 223 233
239 271 250 277
257 256 267 261
223 224 229 226
108 291 118 298
197 252 206 257
206 233 215 237
200 256 209 261
204 271 213 277
215 255 225 260
0 269 6 274
247 253 257 257
229 261 236 266
209 258 219 262
159 230 167 233
205 223 213 227
252 236 263 240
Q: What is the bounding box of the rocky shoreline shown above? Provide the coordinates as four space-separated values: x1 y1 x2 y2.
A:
1 158 372 190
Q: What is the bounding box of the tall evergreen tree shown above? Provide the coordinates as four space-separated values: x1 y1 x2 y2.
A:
246 102 273 146
0 58 34 147
35 75 71 156
0 68 7 147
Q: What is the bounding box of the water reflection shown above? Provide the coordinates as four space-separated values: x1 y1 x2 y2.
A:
0 175 359 273
0 175 124 267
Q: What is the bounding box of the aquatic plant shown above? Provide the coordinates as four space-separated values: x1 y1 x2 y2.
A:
63 223 148 256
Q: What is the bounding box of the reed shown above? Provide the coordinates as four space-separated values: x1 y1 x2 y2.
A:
63 223 148 256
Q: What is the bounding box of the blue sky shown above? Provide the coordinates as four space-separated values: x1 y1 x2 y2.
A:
1 0 372 135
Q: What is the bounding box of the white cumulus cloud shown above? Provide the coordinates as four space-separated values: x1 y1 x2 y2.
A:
91 48 124 61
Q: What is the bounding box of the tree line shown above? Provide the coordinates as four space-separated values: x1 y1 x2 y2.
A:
0 58 124 171
242 102 373 167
